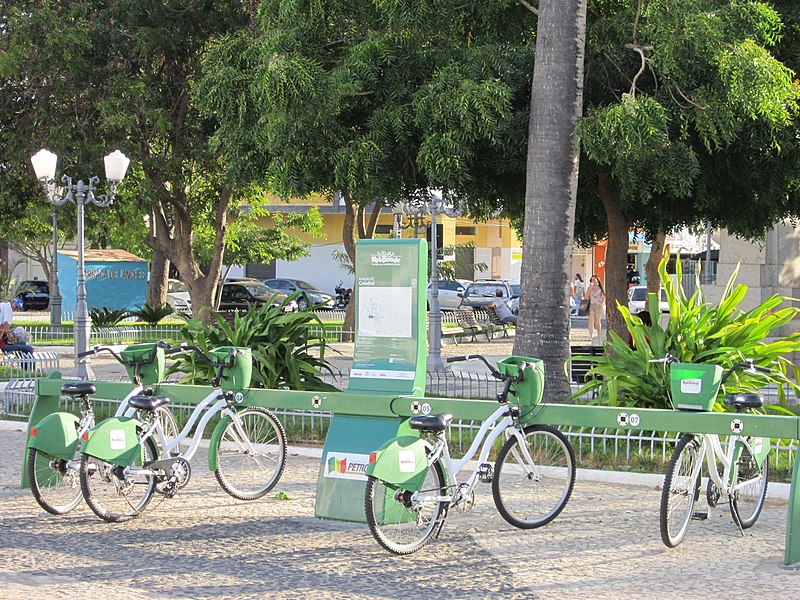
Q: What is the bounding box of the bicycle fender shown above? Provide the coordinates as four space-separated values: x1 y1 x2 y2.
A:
81 416 144 467
365 436 431 491
28 412 81 460
208 414 233 471
750 436 771 468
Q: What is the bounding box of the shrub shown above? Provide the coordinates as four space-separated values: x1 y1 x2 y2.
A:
168 302 338 391
89 307 129 327
571 254 800 411
129 303 175 325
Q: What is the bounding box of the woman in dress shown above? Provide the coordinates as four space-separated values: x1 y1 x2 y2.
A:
584 275 605 343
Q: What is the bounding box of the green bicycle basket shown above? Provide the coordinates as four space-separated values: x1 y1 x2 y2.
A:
497 356 544 415
669 363 723 411
119 343 165 386
209 346 253 391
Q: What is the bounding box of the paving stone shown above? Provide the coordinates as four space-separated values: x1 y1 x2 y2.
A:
2 429 798 599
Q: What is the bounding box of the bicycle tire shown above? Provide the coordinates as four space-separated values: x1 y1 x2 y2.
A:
213 407 287 500
660 434 701 548
79 435 157 522
492 424 576 529
365 459 447 555
729 440 769 529
28 447 83 515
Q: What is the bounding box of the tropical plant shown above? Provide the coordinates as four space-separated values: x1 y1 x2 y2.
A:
89 307 130 327
128 303 175 325
168 301 337 391
570 255 800 411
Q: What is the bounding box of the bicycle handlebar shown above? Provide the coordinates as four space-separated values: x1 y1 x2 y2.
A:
721 359 774 384
447 355 502 379
78 340 184 365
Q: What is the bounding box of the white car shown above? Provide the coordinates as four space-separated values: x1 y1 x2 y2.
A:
427 279 471 310
628 286 669 314
166 279 192 313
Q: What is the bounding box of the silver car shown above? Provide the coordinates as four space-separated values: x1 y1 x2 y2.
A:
263 278 335 311
427 279 471 310
166 279 192 313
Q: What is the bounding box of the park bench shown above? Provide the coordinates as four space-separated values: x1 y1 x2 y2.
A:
568 344 603 396
454 309 494 343
484 305 513 338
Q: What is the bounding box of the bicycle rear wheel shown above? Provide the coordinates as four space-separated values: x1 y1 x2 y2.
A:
729 441 769 529
28 447 83 515
492 424 576 529
660 434 701 548
213 408 287 500
79 436 157 522
365 460 447 555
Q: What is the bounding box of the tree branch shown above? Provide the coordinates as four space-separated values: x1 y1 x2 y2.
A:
518 0 538 15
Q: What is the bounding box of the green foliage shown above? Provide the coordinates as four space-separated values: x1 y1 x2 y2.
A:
168 302 338 391
129 304 175 325
0 259 26 302
89 307 130 327
571 254 800 410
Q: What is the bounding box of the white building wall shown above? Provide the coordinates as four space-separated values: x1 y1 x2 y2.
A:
275 243 352 295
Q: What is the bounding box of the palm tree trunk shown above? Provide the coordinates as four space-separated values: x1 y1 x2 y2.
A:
514 0 588 401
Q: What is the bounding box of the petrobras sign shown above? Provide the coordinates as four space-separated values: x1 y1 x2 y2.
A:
323 451 371 481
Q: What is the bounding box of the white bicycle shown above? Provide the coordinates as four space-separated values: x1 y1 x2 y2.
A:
365 354 576 555
659 358 774 547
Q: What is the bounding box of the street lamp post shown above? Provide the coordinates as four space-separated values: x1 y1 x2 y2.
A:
50 206 62 332
397 190 460 372
31 149 130 379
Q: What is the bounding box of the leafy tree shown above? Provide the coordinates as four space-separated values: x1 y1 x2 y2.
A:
0 1 322 319
198 0 536 331
575 0 800 341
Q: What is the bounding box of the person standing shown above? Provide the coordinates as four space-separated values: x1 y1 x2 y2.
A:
572 274 585 307
584 276 605 344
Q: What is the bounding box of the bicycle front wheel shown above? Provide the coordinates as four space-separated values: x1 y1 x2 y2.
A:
79 436 157 522
660 434 701 548
729 440 769 529
492 425 576 529
28 447 83 515
365 460 447 555
213 408 287 500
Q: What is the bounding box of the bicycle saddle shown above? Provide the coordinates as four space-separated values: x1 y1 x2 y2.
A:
408 413 452 432
723 393 764 410
127 394 170 411
60 382 97 396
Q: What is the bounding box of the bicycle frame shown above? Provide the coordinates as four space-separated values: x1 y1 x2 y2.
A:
693 434 764 497
420 404 532 504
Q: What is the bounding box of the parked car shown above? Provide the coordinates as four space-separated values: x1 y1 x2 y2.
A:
14 280 49 311
458 280 518 310
427 279 471 311
263 278 335 311
218 279 298 313
166 279 192 314
628 286 669 314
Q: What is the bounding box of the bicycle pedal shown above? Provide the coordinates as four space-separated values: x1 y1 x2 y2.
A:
691 511 708 521
477 463 493 483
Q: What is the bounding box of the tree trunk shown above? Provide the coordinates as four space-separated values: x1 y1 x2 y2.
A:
144 187 231 323
341 192 359 341
597 175 629 342
147 251 169 307
644 230 666 293
513 0 588 401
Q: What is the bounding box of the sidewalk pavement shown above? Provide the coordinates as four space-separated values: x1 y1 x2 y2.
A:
1 426 797 599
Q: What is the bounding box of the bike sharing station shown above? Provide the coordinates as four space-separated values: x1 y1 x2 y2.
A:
21 238 800 567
